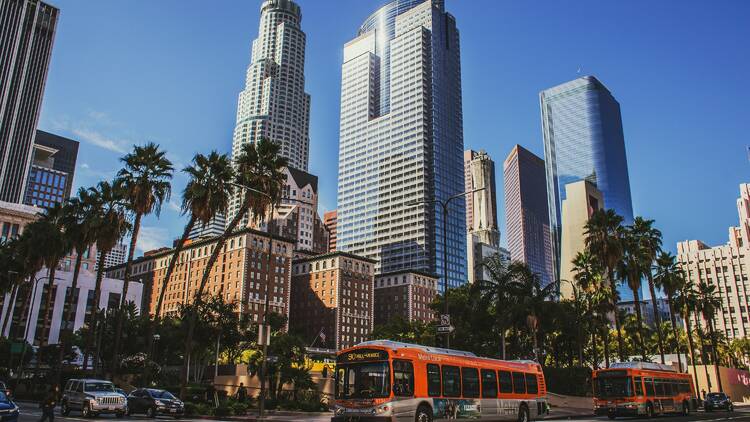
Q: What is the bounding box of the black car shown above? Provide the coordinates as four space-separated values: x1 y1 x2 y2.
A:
704 392 734 412
0 390 19 422
127 389 184 418
0 382 9 397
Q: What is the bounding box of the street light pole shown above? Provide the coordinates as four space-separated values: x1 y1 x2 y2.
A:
229 182 276 419
406 188 485 349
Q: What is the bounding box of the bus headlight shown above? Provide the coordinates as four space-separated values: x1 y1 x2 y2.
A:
375 404 391 415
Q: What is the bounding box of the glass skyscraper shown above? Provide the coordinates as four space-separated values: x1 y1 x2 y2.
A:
540 76 634 299
337 0 466 292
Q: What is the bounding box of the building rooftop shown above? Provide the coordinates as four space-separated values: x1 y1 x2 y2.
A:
292 250 378 264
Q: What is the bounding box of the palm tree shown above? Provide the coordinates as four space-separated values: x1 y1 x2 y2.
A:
149 152 233 350
112 143 173 374
569 251 599 366
477 255 515 359
619 228 648 361
82 181 130 373
631 217 664 363
180 138 287 397
696 281 724 392
584 208 626 361
654 252 686 371
0 238 26 337
675 280 700 391
57 189 100 363
508 263 558 360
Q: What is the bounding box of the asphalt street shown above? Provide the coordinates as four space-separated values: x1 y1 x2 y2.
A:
13 402 750 422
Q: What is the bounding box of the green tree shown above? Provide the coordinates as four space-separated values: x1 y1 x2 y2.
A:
508 263 557 361
370 316 435 346
477 255 515 359
618 228 648 361
675 280 702 391
631 217 664 363
696 281 724 392
654 252 687 371
112 142 173 375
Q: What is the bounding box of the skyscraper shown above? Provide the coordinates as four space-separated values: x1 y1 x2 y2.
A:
541 76 634 296
464 150 499 247
24 130 79 208
337 0 466 291
324 210 337 252
503 145 553 287
227 0 311 227
0 0 59 204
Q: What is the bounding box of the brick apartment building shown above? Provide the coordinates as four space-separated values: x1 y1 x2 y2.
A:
374 270 438 326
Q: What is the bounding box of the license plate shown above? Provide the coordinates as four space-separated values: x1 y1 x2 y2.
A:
170 409 177 413
109 406 115 411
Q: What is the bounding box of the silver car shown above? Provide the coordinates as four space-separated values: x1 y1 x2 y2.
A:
61 379 127 418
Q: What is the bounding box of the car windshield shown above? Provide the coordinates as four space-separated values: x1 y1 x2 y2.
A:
595 377 633 398
85 382 115 392
149 390 176 400
0 391 8 402
335 362 390 399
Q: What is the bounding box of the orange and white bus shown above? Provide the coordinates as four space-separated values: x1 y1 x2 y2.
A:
593 362 699 419
332 340 549 422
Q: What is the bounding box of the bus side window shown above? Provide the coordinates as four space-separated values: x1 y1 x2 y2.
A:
461 367 480 398
442 365 461 397
481 369 498 398
655 379 665 396
634 377 643 396
525 373 538 394
427 364 441 397
393 360 414 397
498 370 512 394
512 372 526 394
644 378 654 397
681 380 690 394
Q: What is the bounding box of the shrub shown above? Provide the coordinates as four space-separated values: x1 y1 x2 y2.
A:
212 406 232 417
184 402 212 416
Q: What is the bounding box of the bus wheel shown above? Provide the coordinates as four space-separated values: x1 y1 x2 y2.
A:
682 401 690 416
415 404 433 422
518 404 530 422
645 403 654 419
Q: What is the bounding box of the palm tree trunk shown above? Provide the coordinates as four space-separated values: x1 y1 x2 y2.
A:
603 327 611 368
708 319 724 392
631 283 648 361
666 298 682 371
148 216 197 353
83 250 108 373
181 202 249 399
592 330 599 369
1 284 18 336
500 325 506 360
58 251 84 368
39 265 57 346
695 314 712 391
647 273 665 363
112 213 142 376
613 307 625 361
683 309 700 393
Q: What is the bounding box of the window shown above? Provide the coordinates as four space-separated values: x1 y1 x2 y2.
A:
498 370 512 394
644 378 654 396
512 372 526 394
525 373 538 394
655 380 665 396
481 369 497 398
634 377 643 396
393 360 414 397
442 365 461 397
461 367 480 398
427 364 441 397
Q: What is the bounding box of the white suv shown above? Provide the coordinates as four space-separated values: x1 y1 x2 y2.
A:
61 379 126 418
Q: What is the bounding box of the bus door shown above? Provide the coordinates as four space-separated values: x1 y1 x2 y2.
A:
391 360 415 420
480 369 499 417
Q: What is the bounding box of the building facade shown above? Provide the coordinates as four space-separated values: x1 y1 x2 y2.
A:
290 252 375 350
541 76 634 296
270 167 328 253
374 270 437 326
618 298 679 329
96 242 127 272
464 150 499 246
0 0 59 203
189 214 226 240
677 184 750 340
0 200 40 242
106 228 295 326
0 269 142 345
228 0 311 228
503 145 554 287
324 210 337 252
337 0 466 291
559 180 604 299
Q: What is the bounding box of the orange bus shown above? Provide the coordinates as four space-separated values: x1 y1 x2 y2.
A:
593 362 699 419
332 340 549 422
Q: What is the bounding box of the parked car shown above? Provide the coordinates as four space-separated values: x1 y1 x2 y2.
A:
61 379 127 418
0 381 9 398
115 388 127 398
704 392 734 412
127 388 184 418
0 390 19 422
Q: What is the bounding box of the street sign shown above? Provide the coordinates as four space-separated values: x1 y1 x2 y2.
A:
266 356 279 363
436 325 455 334
440 314 450 326
257 324 271 346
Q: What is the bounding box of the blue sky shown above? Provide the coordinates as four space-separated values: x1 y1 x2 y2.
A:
39 0 749 256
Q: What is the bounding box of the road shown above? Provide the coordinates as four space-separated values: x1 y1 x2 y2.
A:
14 402 750 422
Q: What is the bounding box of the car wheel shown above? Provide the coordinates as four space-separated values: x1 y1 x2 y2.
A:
607 413 616 420
147 406 157 418
518 404 530 422
61 402 70 416
415 404 432 422
116 412 125 419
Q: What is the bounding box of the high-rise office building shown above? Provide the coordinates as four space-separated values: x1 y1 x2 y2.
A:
0 0 59 204
95 242 127 272
324 210 338 252
503 145 553 287
464 150 499 246
188 214 226 240
228 0 311 229
541 76 634 298
23 131 79 208
337 0 466 291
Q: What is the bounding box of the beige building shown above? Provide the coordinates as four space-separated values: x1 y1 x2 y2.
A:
0 200 41 241
677 183 750 340
374 270 438 326
559 180 604 299
290 252 375 350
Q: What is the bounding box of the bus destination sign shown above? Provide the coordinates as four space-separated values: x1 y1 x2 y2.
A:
338 349 388 363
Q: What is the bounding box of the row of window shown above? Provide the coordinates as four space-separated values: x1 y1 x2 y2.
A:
424 364 539 399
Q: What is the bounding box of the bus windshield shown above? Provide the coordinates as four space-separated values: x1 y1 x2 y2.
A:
336 362 390 399
595 377 633 398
